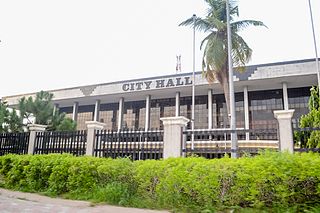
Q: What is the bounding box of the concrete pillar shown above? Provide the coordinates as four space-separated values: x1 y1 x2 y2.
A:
117 98 124 131
208 89 213 129
27 124 47 154
282 82 289 110
160 116 189 159
145 95 151 131
72 102 79 122
85 121 106 156
274 109 295 153
175 92 180 117
53 104 59 115
244 86 250 140
94 100 101 122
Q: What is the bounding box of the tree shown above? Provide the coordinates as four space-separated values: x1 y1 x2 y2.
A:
18 91 77 131
0 101 23 133
296 86 320 148
179 0 265 114
56 118 77 131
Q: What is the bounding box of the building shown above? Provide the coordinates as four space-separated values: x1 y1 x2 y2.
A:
2 59 317 131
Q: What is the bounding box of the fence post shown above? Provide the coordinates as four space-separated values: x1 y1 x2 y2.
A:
274 109 295 153
160 116 189 159
85 121 106 156
27 124 47 155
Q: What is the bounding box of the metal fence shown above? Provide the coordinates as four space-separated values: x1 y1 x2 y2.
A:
0 132 30 156
94 129 163 160
183 129 279 158
34 130 87 155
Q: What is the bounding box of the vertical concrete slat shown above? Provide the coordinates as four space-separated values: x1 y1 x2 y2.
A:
244 86 250 140
118 98 124 131
145 95 151 131
94 100 101 122
208 89 213 129
175 92 180 117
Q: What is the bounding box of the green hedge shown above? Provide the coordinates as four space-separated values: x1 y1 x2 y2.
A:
0 152 320 211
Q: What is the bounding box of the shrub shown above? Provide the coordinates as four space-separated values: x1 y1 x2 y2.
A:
0 152 320 211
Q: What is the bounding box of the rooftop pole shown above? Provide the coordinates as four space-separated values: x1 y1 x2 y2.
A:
308 0 320 95
226 0 238 158
191 14 196 150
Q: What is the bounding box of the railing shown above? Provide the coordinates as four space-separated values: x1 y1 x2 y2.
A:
0 132 30 156
34 130 87 156
183 129 279 158
293 127 320 152
94 129 163 160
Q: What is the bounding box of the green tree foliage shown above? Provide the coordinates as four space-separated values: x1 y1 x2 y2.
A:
0 101 23 133
18 91 76 131
179 0 265 114
56 118 77 131
296 86 320 148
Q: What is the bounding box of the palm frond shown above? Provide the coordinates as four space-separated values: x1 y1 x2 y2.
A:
231 33 252 69
231 20 266 32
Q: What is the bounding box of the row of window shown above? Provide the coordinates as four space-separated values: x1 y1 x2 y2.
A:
60 87 311 130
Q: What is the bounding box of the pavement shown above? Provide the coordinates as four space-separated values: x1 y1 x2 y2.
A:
0 188 169 213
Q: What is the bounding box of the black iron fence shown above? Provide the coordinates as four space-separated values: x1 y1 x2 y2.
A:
0 132 30 156
183 129 279 158
34 130 87 156
94 129 163 160
293 127 320 153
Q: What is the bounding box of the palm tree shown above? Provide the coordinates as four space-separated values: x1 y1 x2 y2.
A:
179 0 265 115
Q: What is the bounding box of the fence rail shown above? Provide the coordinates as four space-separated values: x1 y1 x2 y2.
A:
0 132 30 156
94 129 163 160
183 129 279 158
34 130 87 156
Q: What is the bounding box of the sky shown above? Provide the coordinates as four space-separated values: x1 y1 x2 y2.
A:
0 0 320 98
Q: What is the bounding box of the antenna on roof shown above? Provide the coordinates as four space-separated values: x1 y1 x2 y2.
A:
176 54 181 73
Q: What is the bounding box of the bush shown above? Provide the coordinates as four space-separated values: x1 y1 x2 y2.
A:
0 152 320 211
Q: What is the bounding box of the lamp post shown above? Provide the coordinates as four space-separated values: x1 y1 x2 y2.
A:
307 0 320 95
191 14 196 150
226 0 238 158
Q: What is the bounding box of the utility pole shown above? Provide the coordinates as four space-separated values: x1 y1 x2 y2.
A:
191 14 196 150
308 0 320 96
226 0 238 158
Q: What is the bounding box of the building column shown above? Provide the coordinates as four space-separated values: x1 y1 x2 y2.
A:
175 92 180 117
53 104 59 115
244 86 250 140
208 89 213 129
282 82 289 110
117 97 124 131
145 95 151 131
72 102 79 122
94 100 101 122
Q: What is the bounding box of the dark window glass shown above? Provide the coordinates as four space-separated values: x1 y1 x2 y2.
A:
288 87 311 128
123 100 146 130
249 89 283 129
100 103 119 130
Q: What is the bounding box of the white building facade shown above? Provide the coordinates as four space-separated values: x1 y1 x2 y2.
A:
2 59 317 132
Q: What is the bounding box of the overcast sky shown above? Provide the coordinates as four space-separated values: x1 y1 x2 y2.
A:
1 0 320 98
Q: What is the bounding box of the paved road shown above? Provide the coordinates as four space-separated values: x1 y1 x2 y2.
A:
0 188 168 213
